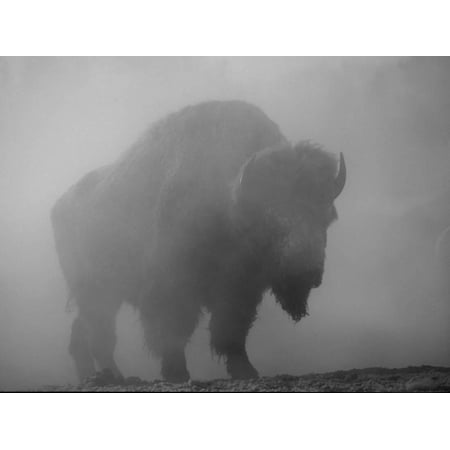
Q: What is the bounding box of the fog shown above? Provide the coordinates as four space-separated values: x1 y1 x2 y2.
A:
0 56 449 389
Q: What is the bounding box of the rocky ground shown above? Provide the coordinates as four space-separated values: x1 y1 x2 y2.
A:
37 365 450 392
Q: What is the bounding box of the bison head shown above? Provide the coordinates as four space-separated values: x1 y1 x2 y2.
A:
234 141 346 321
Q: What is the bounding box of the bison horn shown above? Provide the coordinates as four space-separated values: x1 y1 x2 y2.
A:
334 152 346 198
238 153 257 188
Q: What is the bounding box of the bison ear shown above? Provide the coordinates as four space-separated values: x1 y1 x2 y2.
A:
334 152 346 199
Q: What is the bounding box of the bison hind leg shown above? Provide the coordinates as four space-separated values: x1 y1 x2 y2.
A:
69 316 96 382
71 291 123 383
85 305 123 380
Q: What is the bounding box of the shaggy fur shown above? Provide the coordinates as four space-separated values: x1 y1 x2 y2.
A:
51 100 345 382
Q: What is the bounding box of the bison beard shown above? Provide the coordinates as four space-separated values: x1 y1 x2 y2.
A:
271 275 312 322
52 100 345 383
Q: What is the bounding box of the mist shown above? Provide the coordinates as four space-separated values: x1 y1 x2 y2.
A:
1 56 449 389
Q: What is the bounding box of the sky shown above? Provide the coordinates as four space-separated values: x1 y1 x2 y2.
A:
0 56 449 389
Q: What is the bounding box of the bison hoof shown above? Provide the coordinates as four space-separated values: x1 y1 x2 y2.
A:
163 371 190 383
84 368 124 386
228 359 259 380
161 361 190 383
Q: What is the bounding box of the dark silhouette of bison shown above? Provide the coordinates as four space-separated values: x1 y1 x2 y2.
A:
51 101 346 382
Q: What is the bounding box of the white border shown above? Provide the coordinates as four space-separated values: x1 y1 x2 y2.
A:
1 393 449 449
1 1 448 448
0 0 449 55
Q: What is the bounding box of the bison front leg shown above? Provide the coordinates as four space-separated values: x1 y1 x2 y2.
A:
141 291 200 383
142 315 193 383
160 339 190 383
209 298 260 380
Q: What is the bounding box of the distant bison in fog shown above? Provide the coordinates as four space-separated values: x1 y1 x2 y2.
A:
51 101 346 382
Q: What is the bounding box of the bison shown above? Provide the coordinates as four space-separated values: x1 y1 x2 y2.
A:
51 100 346 382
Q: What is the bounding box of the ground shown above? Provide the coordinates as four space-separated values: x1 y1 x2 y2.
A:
38 366 450 392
